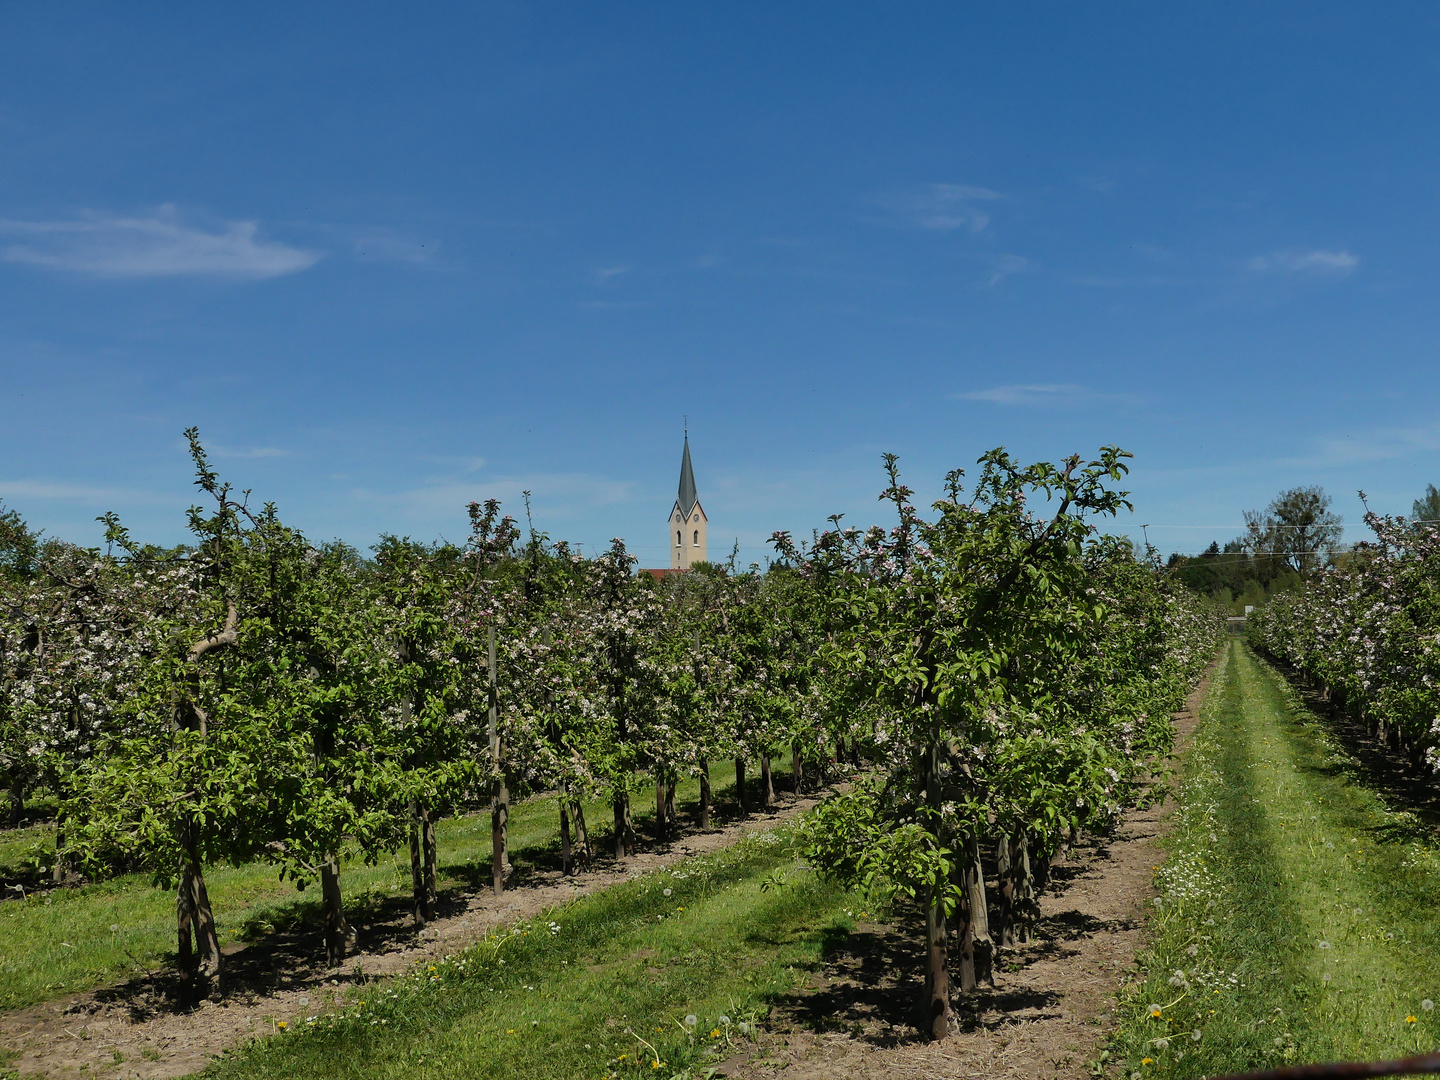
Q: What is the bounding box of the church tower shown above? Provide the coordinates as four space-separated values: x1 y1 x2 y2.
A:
670 433 707 570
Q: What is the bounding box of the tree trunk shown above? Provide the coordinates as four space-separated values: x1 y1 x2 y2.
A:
735 758 747 816
925 877 954 1039
998 834 1036 945
6 784 21 827
560 795 573 875
791 743 804 795
409 803 426 928
492 773 509 892
423 813 438 912
177 855 196 1006
655 773 667 836
664 775 676 825
320 857 355 967
996 834 1015 947
761 756 775 808
613 790 635 857
571 799 591 869
963 833 993 985
698 759 711 829
179 826 222 1000
924 734 958 1037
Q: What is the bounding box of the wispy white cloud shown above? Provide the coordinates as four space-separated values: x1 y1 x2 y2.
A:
579 299 650 310
348 228 437 265
954 383 1138 408
0 480 167 504
955 383 1085 406
887 183 1003 233
418 455 486 473
210 444 288 460
1248 248 1357 275
989 253 1029 285
1297 422 1440 468
594 264 628 280
0 206 321 278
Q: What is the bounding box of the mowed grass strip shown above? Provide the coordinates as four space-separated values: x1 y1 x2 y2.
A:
1110 640 1440 1077
202 825 853 1080
0 761 790 1011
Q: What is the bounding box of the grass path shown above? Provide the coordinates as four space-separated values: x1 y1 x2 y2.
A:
1110 640 1440 1077
0 761 789 1012
201 822 852 1080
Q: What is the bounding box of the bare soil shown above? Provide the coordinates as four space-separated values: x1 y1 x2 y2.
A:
0 793 824 1079
720 674 1212 1080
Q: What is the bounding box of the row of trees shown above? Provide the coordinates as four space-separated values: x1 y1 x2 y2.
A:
1 434 1221 1034
783 449 1223 1037
1249 500 1440 765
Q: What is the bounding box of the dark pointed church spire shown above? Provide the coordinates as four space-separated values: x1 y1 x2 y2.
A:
677 432 698 519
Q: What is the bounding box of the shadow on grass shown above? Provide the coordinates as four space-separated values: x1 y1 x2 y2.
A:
1263 653 1440 840
76 777 828 1019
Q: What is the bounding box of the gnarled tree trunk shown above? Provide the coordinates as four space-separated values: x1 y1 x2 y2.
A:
409 803 429 927
320 857 355 967
613 790 635 857
963 833 993 985
177 819 222 1003
571 799 591 869
698 760 711 829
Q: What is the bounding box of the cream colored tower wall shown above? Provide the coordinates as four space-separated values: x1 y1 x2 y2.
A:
670 501 708 569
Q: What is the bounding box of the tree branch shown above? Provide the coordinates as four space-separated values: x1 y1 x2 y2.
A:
190 602 238 662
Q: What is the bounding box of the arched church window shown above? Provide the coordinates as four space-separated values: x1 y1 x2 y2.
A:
676 531 682 545
693 530 699 544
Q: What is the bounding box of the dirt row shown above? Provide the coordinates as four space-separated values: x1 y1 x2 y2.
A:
0 794 826 1079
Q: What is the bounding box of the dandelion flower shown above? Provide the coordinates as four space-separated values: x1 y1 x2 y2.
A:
1318 941 1331 949
1424 1000 1435 1012
1153 1038 1170 1050
719 1015 731 1025
1191 1030 1202 1042
684 1015 698 1027
663 888 673 897
276 1021 288 1030
1142 1058 1154 1066
1407 1016 1418 1025
1148 1004 1163 1019
1322 973 1332 983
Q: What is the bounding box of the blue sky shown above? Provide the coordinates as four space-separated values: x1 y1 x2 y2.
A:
3 3 1439 564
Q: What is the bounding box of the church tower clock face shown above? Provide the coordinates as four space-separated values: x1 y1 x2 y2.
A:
669 432 707 571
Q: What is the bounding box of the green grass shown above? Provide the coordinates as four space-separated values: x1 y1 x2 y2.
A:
0 819 52 881
0 760 794 1011
203 823 853 1080
1108 640 1440 1077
